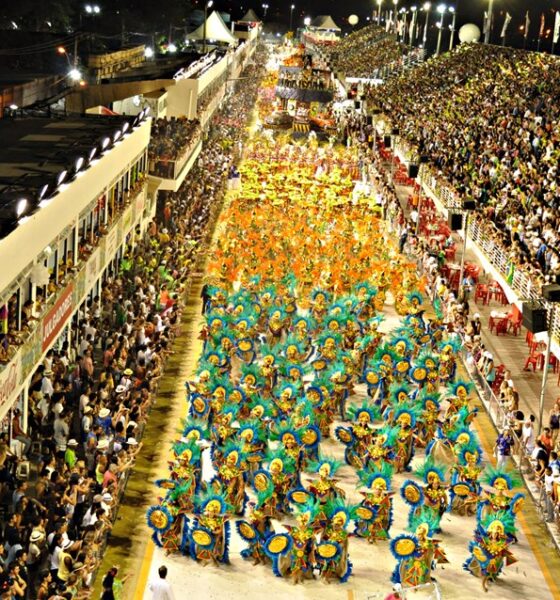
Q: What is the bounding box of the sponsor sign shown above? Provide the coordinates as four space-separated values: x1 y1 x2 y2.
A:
42 284 74 352
0 357 21 419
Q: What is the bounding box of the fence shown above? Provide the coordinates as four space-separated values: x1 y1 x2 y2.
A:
403 147 560 349
381 136 560 553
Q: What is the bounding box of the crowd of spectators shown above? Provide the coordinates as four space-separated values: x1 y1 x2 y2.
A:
377 43 560 291
277 70 334 91
334 98 560 530
0 47 267 599
325 24 408 78
148 117 201 178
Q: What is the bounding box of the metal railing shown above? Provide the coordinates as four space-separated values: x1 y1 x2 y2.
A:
149 135 202 180
459 342 560 550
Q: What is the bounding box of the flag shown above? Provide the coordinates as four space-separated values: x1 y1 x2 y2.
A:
500 12 511 38
524 11 530 38
409 15 415 41
539 13 545 37
483 10 488 34
554 11 560 43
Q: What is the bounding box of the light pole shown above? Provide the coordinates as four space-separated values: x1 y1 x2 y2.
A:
392 0 399 33
484 0 494 44
422 2 431 48
435 4 446 55
401 8 408 43
290 4 295 31
262 3 269 19
448 6 456 50
377 0 383 26
304 16 311 27
203 0 213 54
410 6 417 45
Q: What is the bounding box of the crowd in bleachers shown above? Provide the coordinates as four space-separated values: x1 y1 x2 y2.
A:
326 24 407 78
0 50 266 600
376 43 560 290
148 117 201 178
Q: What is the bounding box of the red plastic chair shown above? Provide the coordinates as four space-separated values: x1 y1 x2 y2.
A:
524 352 540 372
495 317 509 336
475 284 489 305
508 315 523 336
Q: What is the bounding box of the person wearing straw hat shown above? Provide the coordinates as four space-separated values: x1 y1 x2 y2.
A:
97 408 112 436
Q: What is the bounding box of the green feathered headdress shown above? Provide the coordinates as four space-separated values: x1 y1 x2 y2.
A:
389 382 413 405
347 400 381 424
194 488 232 515
357 462 394 490
264 448 297 473
408 505 441 537
308 454 344 477
240 363 264 386
172 438 202 463
480 510 517 536
415 456 448 485
481 465 523 492
447 379 472 398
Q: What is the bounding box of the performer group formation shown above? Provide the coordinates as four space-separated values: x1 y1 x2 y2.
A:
146 64 525 594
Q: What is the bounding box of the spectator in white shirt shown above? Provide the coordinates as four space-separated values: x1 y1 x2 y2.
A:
148 565 175 600
41 371 54 397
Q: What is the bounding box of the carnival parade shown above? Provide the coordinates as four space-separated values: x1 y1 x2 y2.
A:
4 3 560 600
143 45 532 597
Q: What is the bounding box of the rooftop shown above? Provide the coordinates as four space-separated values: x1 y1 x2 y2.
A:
0 112 147 236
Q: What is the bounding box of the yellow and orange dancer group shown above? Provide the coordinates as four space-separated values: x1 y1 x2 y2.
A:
147 93 523 591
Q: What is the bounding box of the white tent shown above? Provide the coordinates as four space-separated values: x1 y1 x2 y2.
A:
187 11 237 44
311 15 341 31
240 9 260 22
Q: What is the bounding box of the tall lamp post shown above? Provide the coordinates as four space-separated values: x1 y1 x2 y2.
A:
435 4 447 55
290 4 295 31
448 6 456 50
484 0 494 44
262 3 269 19
422 2 431 48
410 6 418 45
203 0 213 54
377 0 383 26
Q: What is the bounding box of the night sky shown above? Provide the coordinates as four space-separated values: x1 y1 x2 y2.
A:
222 0 560 50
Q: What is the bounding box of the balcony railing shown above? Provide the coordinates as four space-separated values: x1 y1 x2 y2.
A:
148 132 202 181
0 182 147 382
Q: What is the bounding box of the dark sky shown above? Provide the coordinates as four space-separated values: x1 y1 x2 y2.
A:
226 0 559 50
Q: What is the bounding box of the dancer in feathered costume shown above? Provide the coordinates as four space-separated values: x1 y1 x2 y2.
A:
463 511 518 592
477 466 525 525
390 508 448 588
189 491 231 565
450 443 483 516
264 499 320 584
307 455 346 513
354 463 394 542
401 457 448 533
316 499 354 583
236 483 275 565
365 425 398 471
212 442 248 515
335 401 379 469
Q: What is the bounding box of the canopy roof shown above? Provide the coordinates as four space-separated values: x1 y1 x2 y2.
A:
311 15 341 31
187 11 237 44
240 9 260 22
